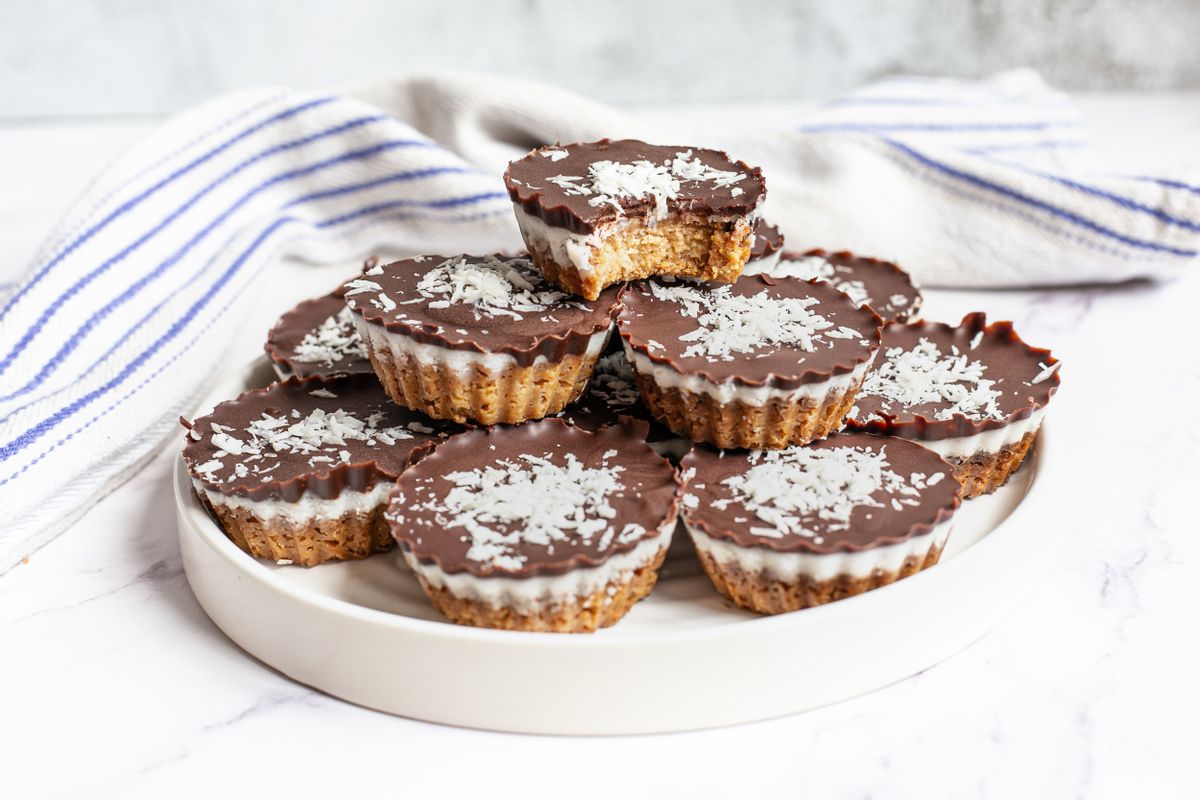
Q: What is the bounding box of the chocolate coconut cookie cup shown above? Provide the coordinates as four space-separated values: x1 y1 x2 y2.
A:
844 313 1059 498
504 139 766 300
617 275 882 449
346 254 621 425
265 287 372 379
182 375 457 567
747 249 923 324
387 418 684 633
682 432 961 614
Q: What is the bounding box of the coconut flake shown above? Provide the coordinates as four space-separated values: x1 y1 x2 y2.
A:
344 278 382 296
291 307 368 367
196 406 415 485
647 282 853 361
404 452 630 571
857 338 1005 421
1032 361 1060 384
413 255 582 321
719 445 920 538
773 255 871 308
547 151 746 221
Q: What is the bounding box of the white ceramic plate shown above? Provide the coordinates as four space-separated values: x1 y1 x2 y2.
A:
176 360 1052 734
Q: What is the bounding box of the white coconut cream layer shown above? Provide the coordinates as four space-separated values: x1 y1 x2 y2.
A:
881 406 1047 459
623 338 874 407
514 204 604 279
196 479 394 525
354 314 610 377
401 520 674 614
686 517 953 583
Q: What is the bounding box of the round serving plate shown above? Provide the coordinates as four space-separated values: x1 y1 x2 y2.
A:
176 359 1053 735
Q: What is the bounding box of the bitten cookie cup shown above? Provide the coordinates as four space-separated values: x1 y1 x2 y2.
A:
504 139 766 300
747 249 923 324
844 312 1060 498
681 432 961 614
181 375 458 567
386 418 684 633
264 286 373 380
346 254 621 425
617 275 882 450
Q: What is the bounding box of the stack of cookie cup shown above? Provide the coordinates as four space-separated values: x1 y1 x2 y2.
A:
182 135 1059 631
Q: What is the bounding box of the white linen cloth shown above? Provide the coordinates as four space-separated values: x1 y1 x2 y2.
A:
0 70 1196 572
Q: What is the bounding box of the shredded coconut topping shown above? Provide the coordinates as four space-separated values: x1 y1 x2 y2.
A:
1031 361 1060 384
196 406 417 485
415 255 582 321
716 445 922 539
773 256 871 308
856 338 1005 421
647 282 854 360
409 453 630 571
290 307 368 367
547 149 746 220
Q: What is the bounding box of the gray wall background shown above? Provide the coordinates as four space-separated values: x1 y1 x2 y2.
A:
1 0 1197 121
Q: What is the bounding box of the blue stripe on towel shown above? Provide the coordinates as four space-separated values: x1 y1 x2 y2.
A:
1126 175 1200 197
1 173 502 404
963 140 1086 154
1002 167 1200 233
282 165 484 207
36 93 289 272
0 96 337 321
0 114 396 378
882 139 1199 257
0 196 508 462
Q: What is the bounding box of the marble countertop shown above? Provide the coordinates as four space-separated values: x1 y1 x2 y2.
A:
2 96 1197 799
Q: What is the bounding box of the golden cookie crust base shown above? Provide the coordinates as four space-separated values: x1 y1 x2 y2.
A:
413 547 668 633
948 428 1039 499
207 502 392 567
631 369 864 450
526 214 753 301
695 544 944 615
362 338 600 425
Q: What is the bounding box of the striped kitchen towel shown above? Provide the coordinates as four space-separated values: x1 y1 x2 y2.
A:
0 70 1196 571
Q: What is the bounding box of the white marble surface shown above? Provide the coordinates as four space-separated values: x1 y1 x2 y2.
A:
1 97 1198 798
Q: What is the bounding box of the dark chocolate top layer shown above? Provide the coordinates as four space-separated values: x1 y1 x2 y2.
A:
504 139 766 235
182 375 458 503
264 288 373 378
387 418 682 578
682 432 960 553
346 254 621 366
618 275 882 390
749 220 785 261
774 249 922 323
844 313 1060 440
